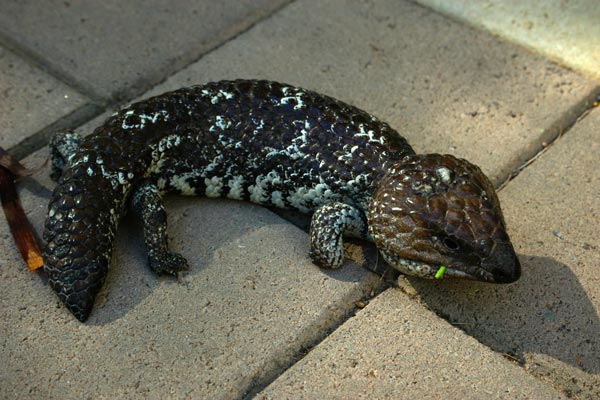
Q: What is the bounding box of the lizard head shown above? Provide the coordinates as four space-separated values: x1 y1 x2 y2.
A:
368 154 520 283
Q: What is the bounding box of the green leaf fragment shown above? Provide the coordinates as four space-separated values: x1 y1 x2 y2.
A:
435 265 446 279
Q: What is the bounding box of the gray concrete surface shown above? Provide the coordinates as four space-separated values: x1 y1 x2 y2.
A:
0 46 90 151
1 0 599 398
257 289 566 399
0 0 290 102
415 0 600 81
399 106 600 398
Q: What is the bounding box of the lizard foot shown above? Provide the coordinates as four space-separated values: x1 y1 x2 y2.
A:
148 251 190 276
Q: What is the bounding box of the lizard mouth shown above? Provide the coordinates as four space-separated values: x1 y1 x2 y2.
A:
381 241 521 283
382 241 521 283
386 255 491 281
382 252 510 283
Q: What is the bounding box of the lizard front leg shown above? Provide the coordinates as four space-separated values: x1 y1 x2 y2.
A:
130 182 189 275
309 202 368 269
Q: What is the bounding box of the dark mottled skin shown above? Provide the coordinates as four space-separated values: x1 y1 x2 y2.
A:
43 80 520 321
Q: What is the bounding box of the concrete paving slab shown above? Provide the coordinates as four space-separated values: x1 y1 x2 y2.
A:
0 148 379 399
2 0 598 397
0 46 89 152
257 289 565 399
137 0 598 186
399 107 600 398
415 0 600 81
0 0 291 102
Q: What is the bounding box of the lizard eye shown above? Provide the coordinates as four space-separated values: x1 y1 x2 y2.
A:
442 236 460 251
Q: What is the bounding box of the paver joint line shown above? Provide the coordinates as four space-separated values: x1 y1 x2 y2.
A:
0 0 295 106
497 89 600 191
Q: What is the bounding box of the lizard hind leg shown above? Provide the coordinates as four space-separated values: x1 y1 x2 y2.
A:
49 130 83 181
309 202 369 269
130 181 190 276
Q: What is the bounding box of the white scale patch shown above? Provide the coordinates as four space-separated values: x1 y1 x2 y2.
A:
254 119 265 133
336 207 365 238
98 164 131 194
271 191 285 208
343 173 371 194
385 254 435 278
145 134 187 176
69 154 90 169
201 89 235 105
279 87 306 110
204 154 224 173
204 176 224 198
157 135 181 152
288 187 311 213
285 171 341 212
145 131 246 200
170 172 201 195
267 120 311 161
280 96 305 110
121 109 170 130
227 175 245 200
249 171 282 204
355 123 385 144
209 115 233 133
436 166 452 184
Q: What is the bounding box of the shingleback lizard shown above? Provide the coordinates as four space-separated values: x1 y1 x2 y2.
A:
43 80 521 322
